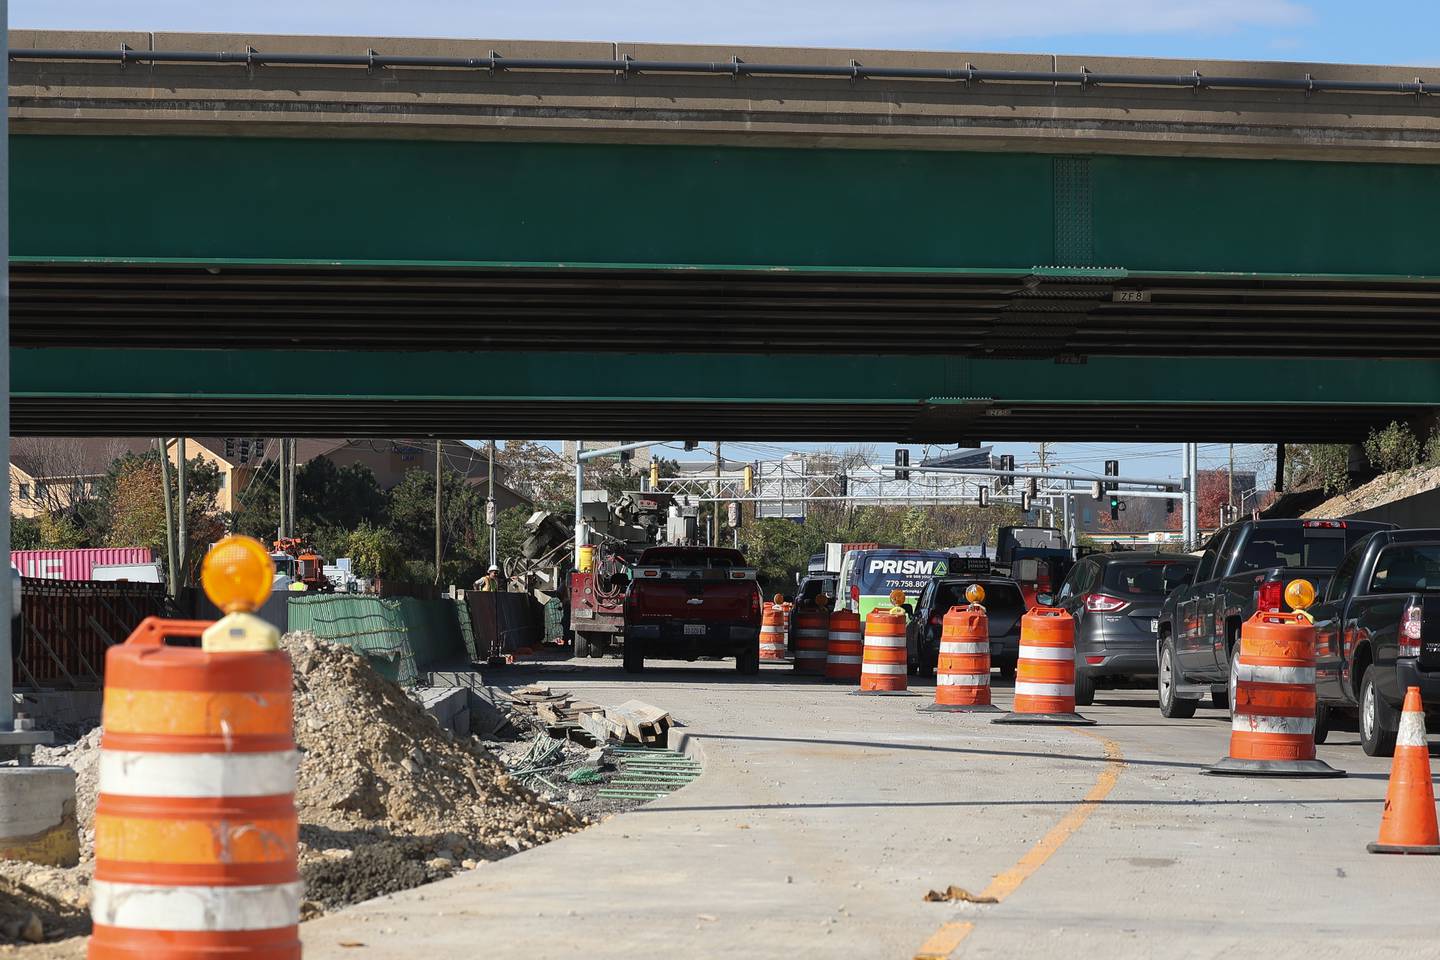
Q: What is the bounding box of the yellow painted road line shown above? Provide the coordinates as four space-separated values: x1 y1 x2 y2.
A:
912 730 1126 960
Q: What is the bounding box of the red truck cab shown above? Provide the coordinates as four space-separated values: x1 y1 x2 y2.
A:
621 546 763 674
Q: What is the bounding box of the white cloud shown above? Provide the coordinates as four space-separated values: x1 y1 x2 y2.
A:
13 0 1313 49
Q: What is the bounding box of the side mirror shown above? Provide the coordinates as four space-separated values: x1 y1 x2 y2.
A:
1036 593 1056 607
1162 564 1191 592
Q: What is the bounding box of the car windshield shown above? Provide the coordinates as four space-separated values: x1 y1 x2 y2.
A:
1102 559 1195 596
1368 544 1440 593
800 578 836 601
933 580 1024 614
1234 528 1352 571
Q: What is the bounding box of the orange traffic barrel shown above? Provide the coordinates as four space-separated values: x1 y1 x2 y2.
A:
921 604 998 713
759 603 787 661
89 618 300 960
792 609 829 675
856 609 911 694
825 610 864 683
1368 687 1439 854
994 606 1093 726
1207 609 1342 777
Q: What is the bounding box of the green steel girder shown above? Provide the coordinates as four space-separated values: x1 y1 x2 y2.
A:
14 348 1438 405
14 135 1440 276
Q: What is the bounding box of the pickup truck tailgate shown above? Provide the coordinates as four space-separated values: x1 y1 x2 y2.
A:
1420 595 1440 671
632 581 755 620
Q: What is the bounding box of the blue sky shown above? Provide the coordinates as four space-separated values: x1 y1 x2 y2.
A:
14 1 1439 67
17 2 1376 481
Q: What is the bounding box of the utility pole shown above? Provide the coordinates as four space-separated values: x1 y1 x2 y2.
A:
287 438 298 539
1228 442 1235 510
176 437 188 588
434 439 443 587
157 439 178 595
573 441 585 566
488 439 498 568
713 442 722 547
277 439 287 541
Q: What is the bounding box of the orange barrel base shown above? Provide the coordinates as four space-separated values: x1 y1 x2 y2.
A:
759 604 787 662
825 610 864 683
855 609 915 695
90 925 300 960
1206 611 1343 778
791 609 830 676
994 606 1093 726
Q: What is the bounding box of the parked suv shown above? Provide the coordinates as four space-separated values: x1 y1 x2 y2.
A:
1046 552 1199 706
1156 518 1394 719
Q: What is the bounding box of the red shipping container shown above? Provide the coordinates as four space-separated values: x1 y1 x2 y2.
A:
11 547 155 581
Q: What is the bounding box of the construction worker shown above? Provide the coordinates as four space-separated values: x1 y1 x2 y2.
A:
476 565 504 592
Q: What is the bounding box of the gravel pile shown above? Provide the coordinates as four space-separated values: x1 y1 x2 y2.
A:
1303 462 1440 520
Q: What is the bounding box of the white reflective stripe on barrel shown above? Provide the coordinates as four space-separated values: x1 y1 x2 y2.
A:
92 880 302 931
940 641 988 655
761 626 785 634
1014 681 1075 697
828 631 863 642
827 655 863 664
937 673 990 686
864 635 906 648
98 750 298 798
1235 663 1316 685
1019 645 1074 661
1398 709 1428 748
1231 713 1315 735
862 663 906 675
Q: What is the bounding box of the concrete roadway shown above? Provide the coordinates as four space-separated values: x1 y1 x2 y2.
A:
301 661 1438 960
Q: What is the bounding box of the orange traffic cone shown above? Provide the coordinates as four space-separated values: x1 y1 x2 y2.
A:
1367 687 1439 855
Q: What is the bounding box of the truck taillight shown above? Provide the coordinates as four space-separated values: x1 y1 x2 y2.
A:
1401 602 1423 658
850 584 860 606
1083 594 1128 613
750 590 761 619
1257 581 1283 612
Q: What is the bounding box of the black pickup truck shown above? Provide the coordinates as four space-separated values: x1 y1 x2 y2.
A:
1308 528 1440 756
1156 518 1394 719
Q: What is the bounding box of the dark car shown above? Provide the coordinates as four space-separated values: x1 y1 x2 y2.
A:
1047 552 1200 706
907 576 1026 678
1309 528 1440 755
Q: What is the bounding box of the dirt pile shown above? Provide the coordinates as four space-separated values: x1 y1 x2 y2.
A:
285 632 581 909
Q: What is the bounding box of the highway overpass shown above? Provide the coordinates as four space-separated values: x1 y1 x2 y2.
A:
10 31 1440 439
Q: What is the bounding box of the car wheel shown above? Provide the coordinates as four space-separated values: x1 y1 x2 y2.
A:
1074 669 1096 707
622 638 645 674
1359 667 1397 757
1314 702 1331 746
590 639 608 659
735 643 760 675
1227 646 1240 719
573 632 590 660
1211 686 1230 711
1158 640 1197 719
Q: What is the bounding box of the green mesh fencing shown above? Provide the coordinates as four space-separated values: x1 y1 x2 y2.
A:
287 594 467 686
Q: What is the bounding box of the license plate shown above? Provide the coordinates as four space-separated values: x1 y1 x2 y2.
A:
1150 619 1159 633
684 624 706 636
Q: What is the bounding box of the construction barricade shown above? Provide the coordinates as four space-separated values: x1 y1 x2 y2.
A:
1368 687 1439 854
856 607 911 695
792 608 829 676
90 536 301 960
994 605 1093 725
759 603 787 662
825 609 864 683
923 586 997 713
1207 599 1342 777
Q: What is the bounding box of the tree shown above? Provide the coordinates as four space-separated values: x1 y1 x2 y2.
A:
1285 443 1350 495
387 467 490 585
231 457 387 558
37 512 87 548
102 453 225 579
10 437 135 519
11 515 40 550
495 440 571 508
344 522 406 581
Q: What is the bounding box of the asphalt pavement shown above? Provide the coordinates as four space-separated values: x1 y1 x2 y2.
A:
300 659 1438 960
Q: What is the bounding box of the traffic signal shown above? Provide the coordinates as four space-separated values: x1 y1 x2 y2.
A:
1090 480 1103 500
1166 493 1175 514
1021 491 1033 511
649 461 660 489
727 501 741 529
1109 495 1120 522
1026 476 1038 498
977 487 990 508
683 441 699 451
894 448 911 482
619 446 632 465
743 464 755 493
838 472 848 496
1104 459 1119 492
999 454 1015 489
224 438 236 460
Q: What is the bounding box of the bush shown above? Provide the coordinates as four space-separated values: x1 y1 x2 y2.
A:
1425 426 1440 467
1363 421 1421 474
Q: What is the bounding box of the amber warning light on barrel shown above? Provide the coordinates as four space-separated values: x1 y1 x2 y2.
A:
199 535 280 652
